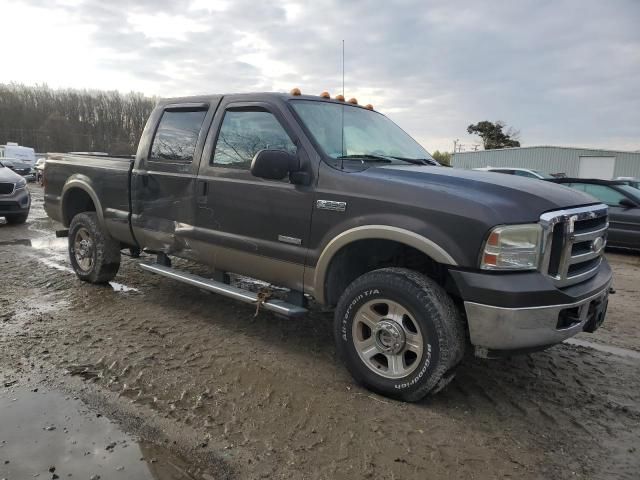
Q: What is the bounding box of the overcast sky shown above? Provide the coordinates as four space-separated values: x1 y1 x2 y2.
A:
1 0 639 152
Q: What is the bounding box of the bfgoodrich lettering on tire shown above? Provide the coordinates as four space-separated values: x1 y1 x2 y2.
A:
334 268 466 401
68 212 121 284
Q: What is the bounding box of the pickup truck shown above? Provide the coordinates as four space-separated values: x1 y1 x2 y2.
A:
44 90 612 401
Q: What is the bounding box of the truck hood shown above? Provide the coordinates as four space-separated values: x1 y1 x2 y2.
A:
369 165 598 222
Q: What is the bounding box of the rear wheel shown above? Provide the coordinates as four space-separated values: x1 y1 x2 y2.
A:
68 212 120 283
5 212 28 224
334 268 466 401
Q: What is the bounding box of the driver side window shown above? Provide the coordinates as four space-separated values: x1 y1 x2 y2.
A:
211 109 296 170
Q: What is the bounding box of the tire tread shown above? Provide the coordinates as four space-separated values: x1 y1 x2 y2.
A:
69 212 120 283
335 267 466 401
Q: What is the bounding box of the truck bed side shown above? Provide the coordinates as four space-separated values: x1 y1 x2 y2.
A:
44 154 136 246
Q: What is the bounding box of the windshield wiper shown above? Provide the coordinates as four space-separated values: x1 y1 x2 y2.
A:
390 156 436 165
337 154 436 166
336 154 394 163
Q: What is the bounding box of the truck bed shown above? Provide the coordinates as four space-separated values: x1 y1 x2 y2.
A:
44 153 135 245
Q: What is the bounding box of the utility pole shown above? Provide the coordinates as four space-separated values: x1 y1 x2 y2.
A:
453 139 459 154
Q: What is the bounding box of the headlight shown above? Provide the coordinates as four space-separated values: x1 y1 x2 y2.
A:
15 179 27 190
480 224 542 270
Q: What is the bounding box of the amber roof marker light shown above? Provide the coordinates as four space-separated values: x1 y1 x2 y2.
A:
365 104 374 110
347 98 358 105
290 87 302 96
320 91 331 99
335 94 345 102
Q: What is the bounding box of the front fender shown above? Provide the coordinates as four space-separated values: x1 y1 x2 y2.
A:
309 224 459 304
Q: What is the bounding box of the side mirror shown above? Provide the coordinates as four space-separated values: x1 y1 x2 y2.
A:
250 149 298 181
619 197 638 209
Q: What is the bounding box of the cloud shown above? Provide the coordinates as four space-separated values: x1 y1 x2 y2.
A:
2 0 639 151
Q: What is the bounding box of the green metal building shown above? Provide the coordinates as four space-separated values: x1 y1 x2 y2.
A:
452 146 640 179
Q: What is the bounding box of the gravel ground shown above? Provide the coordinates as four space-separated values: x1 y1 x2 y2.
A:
1 185 639 479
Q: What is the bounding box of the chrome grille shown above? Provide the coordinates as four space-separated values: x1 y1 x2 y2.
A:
0 182 15 195
540 204 608 288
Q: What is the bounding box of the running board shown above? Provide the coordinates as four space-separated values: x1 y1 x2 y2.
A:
139 263 307 317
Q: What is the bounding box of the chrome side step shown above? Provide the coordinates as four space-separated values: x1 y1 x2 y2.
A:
139 263 307 317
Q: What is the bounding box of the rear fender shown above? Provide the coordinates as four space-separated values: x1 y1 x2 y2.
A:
61 175 105 227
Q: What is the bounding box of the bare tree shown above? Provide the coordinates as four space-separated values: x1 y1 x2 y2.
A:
0 83 155 154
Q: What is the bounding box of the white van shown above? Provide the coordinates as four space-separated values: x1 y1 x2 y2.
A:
0 142 37 179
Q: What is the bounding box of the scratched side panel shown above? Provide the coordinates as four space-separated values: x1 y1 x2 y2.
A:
130 167 198 256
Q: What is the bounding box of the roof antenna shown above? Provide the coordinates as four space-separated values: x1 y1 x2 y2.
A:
340 39 345 170
342 39 345 97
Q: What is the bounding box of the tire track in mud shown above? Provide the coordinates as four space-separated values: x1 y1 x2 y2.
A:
2 200 640 479
432 348 640 479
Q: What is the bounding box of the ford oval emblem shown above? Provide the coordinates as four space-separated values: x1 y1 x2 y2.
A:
592 236 604 253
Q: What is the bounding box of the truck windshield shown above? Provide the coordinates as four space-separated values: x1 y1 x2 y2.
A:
290 100 433 170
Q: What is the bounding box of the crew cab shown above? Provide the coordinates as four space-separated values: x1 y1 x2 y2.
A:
44 90 612 401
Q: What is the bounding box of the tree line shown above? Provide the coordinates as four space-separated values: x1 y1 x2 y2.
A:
0 83 156 155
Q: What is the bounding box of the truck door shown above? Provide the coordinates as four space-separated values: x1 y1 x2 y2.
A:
131 102 214 257
191 99 315 292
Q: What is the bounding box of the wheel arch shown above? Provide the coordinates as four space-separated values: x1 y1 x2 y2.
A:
61 177 104 227
312 225 458 305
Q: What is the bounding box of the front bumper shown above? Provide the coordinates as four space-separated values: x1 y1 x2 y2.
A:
449 260 612 356
0 187 31 215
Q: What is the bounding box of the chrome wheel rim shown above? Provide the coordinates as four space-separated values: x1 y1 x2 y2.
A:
73 227 94 272
352 299 424 379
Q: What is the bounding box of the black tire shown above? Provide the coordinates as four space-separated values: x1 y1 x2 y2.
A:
5 212 29 224
68 212 121 283
334 268 466 401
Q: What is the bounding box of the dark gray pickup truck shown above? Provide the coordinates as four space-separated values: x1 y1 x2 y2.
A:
44 91 612 400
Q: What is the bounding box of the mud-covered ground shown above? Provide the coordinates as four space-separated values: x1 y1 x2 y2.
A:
1 185 639 479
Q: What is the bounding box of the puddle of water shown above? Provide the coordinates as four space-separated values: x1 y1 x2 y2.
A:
38 258 140 293
109 281 139 293
30 236 68 252
39 257 74 274
565 338 640 360
0 384 209 479
0 236 67 251
37 257 140 293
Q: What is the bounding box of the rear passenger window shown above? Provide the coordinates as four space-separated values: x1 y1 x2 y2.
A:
150 108 207 163
212 109 296 169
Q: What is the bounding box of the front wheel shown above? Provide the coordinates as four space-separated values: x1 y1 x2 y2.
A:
69 212 121 283
334 268 466 401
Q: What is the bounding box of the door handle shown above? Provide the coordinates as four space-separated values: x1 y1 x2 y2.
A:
197 180 208 204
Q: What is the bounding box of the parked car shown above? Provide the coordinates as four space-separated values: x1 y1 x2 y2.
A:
0 160 31 224
44 91 612 401
548 178 640 249
35 158 46 184
0 142 37 181
473 166 554 179
615 177 640 190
